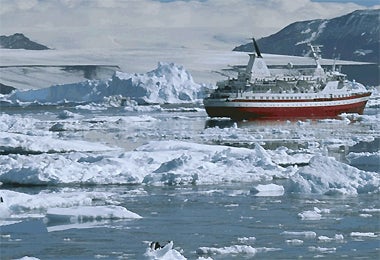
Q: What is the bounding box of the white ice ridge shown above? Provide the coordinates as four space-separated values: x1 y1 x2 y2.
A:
0 140 285 186
0 139 378 194
2 62 208 105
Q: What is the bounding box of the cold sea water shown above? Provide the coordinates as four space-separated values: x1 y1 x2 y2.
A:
0 103 379 259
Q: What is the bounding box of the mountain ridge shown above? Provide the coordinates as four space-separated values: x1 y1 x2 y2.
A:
0 33 50 50
234 9 380 63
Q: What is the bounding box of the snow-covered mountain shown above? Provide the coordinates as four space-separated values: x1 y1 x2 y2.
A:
234 9 379 63
234 9 379 86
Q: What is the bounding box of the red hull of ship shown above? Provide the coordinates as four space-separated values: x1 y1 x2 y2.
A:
205 100 369 120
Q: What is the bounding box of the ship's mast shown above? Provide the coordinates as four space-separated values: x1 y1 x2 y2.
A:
308 44 325 77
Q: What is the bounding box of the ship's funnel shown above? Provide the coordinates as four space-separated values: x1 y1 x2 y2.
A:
246 38 270 80
252 38 262 58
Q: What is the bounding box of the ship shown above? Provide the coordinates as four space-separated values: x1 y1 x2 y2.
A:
203 39 372 120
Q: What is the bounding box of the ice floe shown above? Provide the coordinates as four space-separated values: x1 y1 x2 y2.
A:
317 234 344 242
250 184 285 197
285 239 304 245
0 140 286 186
281 231 317 238
0 132 113 155
46 205 142 222
350 232 378 238
298 210 322 220
298 207 330 220
196 245 257 256
287 155 380 195
0 188 142 234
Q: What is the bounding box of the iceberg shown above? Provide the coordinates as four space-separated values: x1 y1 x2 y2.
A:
2 62 208 106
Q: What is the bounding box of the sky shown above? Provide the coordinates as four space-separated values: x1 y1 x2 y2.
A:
0 0 379 50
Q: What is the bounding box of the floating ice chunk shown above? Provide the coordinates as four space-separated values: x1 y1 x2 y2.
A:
144 241 186 260
281 231 317 238
197 245 257 256
237 236 256 244
46 205 142 223
362 208 380 213
308 246 336 253
317 234 344 242
288 155 380 195
251 184 285 197
350 232 377 238
12 256 41 260
298 210 322 220
298 207 330 220
286 239 304 245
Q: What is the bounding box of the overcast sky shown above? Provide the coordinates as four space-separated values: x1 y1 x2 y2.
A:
0 0 379 50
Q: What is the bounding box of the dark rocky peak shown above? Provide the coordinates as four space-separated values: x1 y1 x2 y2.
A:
0 33 49 50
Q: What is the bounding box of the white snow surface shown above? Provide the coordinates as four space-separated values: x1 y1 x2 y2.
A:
2 62 208 105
